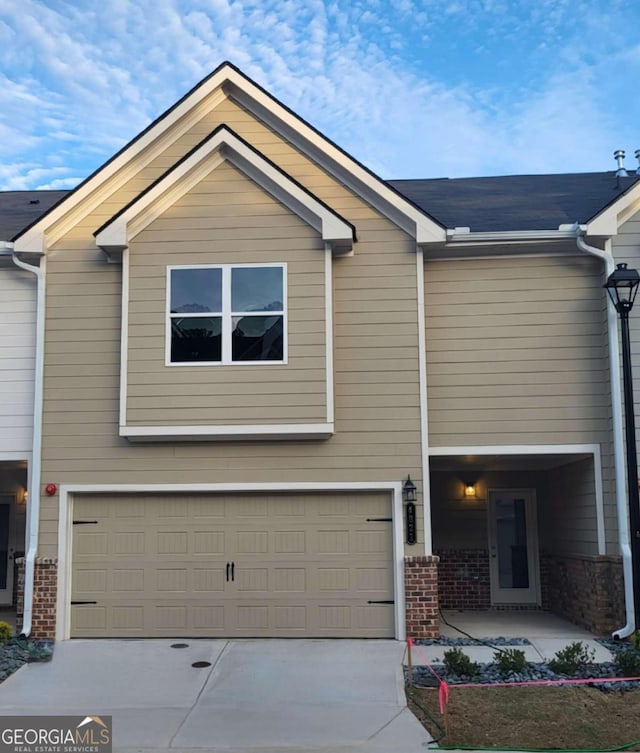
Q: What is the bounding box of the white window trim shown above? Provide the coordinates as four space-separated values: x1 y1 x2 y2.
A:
56 480 405 641
166 262 288 367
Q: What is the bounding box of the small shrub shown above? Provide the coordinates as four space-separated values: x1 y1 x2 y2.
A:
0 621 12 644
614 645 640 678
442 647 479 678
548 641 595 675
494 647 527 675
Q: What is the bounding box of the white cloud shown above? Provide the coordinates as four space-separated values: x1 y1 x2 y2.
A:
0 0 637 190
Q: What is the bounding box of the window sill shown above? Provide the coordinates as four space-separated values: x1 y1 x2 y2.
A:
120 423 334 442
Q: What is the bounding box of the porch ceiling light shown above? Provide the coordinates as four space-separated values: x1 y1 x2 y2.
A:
403 476 417 504
464 483 477 499
604 262 640 314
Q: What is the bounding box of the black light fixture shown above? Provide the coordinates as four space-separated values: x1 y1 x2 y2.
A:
604 262 640 632
403 476 417 545
403 476 417 503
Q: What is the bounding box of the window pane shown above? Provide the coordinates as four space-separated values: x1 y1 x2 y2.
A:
231 267 283 312
171 317 222 362
232 315 283 361
171 268 222 313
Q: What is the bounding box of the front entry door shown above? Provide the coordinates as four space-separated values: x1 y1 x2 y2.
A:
0 496 14 605
487 489 540 605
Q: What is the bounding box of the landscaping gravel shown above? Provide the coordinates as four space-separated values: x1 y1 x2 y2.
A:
0 639 54 683
414 636 530 646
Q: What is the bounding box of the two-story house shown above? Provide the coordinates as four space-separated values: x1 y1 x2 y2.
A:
2 62 640 641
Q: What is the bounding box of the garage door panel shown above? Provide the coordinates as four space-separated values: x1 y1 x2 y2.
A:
71 492 394 638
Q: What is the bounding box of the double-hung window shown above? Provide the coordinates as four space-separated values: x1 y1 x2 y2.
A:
168 264 286 365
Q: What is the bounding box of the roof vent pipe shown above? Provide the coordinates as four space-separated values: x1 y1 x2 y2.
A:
635 149 640 176
614 149 628 177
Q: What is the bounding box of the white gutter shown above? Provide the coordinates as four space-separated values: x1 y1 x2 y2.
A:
447 227 584 244
576 234 635 638
11 250 45 638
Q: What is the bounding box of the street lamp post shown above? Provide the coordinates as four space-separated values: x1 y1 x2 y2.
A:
604 262 640 632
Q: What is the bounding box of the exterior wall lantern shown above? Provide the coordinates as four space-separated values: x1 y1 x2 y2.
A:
604 262 640 631
403 476 417 545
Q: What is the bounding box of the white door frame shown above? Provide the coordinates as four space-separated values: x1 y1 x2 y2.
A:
487 488 541 606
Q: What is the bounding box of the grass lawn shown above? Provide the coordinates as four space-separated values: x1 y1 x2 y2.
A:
407 685 640 750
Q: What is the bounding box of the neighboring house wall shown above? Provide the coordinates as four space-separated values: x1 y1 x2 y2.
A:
126 163 328 428
0 263 35 455
37 93 426 564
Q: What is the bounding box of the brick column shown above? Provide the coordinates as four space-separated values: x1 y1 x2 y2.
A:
15 557 58 639
404 554 440 638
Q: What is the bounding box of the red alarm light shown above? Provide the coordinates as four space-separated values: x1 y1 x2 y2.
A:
45 483 57 496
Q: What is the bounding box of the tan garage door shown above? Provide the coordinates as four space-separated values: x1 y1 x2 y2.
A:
71 491 395 638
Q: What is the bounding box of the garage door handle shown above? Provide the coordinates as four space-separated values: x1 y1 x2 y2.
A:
367 600 394 605
226 562 230 582
231 562 235 581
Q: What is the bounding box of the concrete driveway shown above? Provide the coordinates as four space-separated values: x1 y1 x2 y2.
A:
0 639 429 753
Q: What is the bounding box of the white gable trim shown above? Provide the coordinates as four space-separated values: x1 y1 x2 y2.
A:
586 181 640 236
14 63 444 253
95 126 354 257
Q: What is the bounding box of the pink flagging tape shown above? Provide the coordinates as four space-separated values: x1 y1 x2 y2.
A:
453 675 640 689
406 637 640 715
408 638 450 713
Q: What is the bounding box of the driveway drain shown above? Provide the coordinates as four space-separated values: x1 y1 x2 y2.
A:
191 661 211 668
171 643 189 649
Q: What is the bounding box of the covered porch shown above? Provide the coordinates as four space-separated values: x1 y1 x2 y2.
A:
429 448 625 636
0 460 27 611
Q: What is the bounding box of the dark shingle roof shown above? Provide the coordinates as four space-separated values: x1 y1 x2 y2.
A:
388 172 640 232
0 190 70 241
1 172 639 239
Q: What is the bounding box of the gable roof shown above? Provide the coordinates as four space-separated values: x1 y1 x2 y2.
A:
388 172 640 233
95 125 356 257
8 61 444 252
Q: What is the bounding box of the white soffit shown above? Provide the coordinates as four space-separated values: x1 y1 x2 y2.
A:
94 126 355 257
14 62 445 253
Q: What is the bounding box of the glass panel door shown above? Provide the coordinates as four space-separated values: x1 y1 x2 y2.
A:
488 490 539 604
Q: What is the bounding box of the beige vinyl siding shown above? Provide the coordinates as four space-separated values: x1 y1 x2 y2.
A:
126 162 327 427
425 254 611 446
39 95 424 558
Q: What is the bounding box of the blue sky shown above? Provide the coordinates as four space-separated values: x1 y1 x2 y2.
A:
0 0 638 190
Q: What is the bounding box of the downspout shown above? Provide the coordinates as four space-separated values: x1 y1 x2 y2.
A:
576 234 635 638
11 251 45 638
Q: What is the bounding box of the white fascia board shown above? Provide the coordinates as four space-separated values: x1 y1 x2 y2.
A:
19 61 433 253
96 128 353 255
223 72 445 245
586 181 640 236
121 422 335 442
13 86 228 254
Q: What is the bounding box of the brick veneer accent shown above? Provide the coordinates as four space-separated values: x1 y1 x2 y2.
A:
436 548 491 610
542 553 624 635
404 555 439 638
15 557 58 639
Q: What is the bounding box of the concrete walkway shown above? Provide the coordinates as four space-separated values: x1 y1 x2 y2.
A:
0 639 430 753
410 610 615 666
